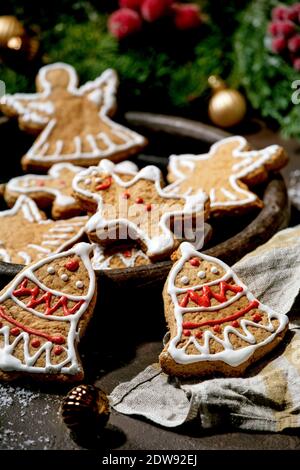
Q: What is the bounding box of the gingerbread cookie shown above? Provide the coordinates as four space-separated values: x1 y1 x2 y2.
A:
92 243 150 271
0 196 88 265
4 161 138 220
166 136 288 215
159 242 289 377
73 160 209 261
0 242 97 382
5 163 84 219
0 63 147 171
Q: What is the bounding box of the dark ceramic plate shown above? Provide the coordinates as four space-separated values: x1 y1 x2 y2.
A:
0 112 290 289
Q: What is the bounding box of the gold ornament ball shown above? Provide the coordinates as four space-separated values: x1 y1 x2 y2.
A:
61 384 110 436
208 89 247 128
0 16 25 48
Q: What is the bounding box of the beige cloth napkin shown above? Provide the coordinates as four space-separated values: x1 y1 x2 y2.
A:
110 226 300 431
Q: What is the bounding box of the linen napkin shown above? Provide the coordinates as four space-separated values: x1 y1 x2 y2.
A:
110 226 300 431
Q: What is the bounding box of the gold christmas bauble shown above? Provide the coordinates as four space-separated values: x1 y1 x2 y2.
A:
61 384 110 436
208 75 247 128
0 16 25 48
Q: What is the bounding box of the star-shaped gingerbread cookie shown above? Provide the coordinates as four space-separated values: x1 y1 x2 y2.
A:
166 136 288 215
0 196 88 265
73 160 209 260
0 62 147 170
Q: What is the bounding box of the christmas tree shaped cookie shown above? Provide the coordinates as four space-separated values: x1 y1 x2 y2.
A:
0 196 88 265
73 160 209 261
0 62 147 170
0 242 96 382
166 136 288 215
160 242 289 377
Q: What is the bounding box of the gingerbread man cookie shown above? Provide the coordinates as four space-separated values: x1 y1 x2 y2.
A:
0 196 88 265
160 242 289 377
0 242 97 382
166 136 288 215
4 160 138 220
5 163 84 219
0 63 147 171
73 160 209 261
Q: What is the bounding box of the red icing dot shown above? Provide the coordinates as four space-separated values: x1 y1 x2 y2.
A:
53 345 64 356
145 203 152 211
252 313 262 323
59 179 66 187
213 325 221 333
195 331 202 339
36 180 45 187
135 197 144 204
31 339 41 348
123 250 132 258
11 327 20 336
183 329 191 337
52 335 65 345
65 259 79 272
189 258 200 267
231 321 239 328
96 176 112 190
123 191 131 199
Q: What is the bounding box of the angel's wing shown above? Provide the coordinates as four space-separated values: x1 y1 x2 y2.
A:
1 93 54 131
79 68 119 117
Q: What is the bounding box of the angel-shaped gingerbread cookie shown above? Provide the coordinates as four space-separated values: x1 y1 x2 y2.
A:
1 63 147 170
160 242 289 377
0 196 88 265
166 136 288 215
0 242 96 382
73 160 209 261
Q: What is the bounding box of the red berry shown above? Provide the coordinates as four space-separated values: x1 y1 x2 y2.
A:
119 0 143 9
108 8 142 39
268 21 280 36
285 5 299 21
272 6 288 21
293 57 300 71
277 20 295 38
172 3 202 30
272 36 286 53
141 0 170 22
288 34 300 52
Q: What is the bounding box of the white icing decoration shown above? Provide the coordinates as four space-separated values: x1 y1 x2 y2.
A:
76 281 84 289
0 242 95 375
211 266 219 274
74 161 208 258
1 63 146 165
166 242 289 367
180 276 189 285
0 196 88 265
6 162 83 209
197 270 206 279
167 136 283 207
61 274 68 281
47 266 55 274
91 243 149 270
84 178 91 185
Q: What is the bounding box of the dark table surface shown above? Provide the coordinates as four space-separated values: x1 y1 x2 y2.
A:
0 120 300 451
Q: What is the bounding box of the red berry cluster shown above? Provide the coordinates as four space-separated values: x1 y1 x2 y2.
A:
108 0 202 40
268 3 300 70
